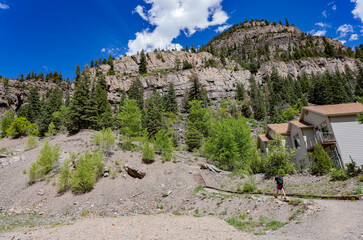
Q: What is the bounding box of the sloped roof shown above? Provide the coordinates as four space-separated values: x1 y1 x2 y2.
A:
300 103 363 120
258 134 273 142
267 123 289 135
289 120 313 128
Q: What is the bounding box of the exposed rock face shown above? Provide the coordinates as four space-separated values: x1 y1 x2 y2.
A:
0 79 67 114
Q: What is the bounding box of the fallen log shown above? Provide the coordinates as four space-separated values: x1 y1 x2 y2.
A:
203 185 361 200
199 162 222 173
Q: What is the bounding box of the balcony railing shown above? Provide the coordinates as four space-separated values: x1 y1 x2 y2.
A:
305 132 336 150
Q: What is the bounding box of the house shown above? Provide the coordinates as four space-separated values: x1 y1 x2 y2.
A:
258 103 363 168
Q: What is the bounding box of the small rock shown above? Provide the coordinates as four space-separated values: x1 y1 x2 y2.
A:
37 189 45 196
73 201 78 205
246 210 250 214
188 170 192 174
104 172 109 178
103 166 109 173
123 174 127 179
124 164 146 179
307 205 314 210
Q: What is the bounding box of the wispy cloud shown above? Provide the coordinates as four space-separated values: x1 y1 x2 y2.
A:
339 40 347 44
336 24 354 38
127 0 229 55
349 33 359 41
322 10 327 18
0 2 9 9
101 47 123 58
215 24 231 33
332 5 337 10
315 22 330 28
311 30 327 36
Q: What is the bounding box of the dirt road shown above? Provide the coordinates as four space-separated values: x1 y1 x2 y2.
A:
260 199 363 240
0 214 252 240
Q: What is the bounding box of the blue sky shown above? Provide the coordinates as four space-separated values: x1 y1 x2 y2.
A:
0 0 362 80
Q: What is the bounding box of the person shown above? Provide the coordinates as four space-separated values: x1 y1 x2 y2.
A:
274 174 286 199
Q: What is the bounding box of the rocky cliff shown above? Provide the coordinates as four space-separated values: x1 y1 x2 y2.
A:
1 20 362 112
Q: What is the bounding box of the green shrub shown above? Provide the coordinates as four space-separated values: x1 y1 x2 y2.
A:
28 141 60 184
358 175 363 182
6 117 39 138
185 124 203 152
142 141 155 164
57 159 71 193
346 160 359 177
154 129 173 161
45 122 57 137
204 116 253 171
309 144 332 175
70 150 105 194
330 168 348 181
93 128 116 155
243 174 257 192
25 135 39 150
0 109 15 138
263 135 296 177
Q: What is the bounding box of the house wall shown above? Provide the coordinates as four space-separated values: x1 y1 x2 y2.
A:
330 116 363 166
289 125 309 168
303 111 331 130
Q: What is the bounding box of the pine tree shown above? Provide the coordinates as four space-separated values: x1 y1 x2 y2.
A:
67 71 91 132
84 84 98 129
164 82 178 113
107 55 115 75
26 87 41 123
75 64 81 81
185 123 203 152
143 89 163 138
128 78 144 109
94 83 113 129
119 89 127 109
186 76 209 109
90 60 94 68
236 82 245 101
139 49 147 74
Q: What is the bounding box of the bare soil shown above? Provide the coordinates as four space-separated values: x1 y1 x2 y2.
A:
0 131 362 239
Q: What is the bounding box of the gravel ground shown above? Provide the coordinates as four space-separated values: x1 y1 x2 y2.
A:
0 214 253 240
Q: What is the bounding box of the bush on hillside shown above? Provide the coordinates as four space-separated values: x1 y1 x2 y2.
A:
309 144 332 175
204 116 253 171
57 159 71 193
6 117 39 139
264 135 296 177
330 168 348 181
70 150 104 194
25 135 39 150
93 128 116 156
142 141 155 164
154 129 173 161
28 141 60 184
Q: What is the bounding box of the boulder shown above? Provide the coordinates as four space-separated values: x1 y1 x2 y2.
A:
124 164 146 179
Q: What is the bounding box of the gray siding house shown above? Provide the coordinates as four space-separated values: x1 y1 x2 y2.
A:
258 103 363 168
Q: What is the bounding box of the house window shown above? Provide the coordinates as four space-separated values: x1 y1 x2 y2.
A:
293 134 301 148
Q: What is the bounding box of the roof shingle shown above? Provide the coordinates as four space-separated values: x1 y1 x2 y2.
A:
302 103 363 116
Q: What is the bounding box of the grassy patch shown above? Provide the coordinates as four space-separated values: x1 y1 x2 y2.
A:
289 208 305 221
194 186 205 194
0 213 64 233
226 215 287 234
288 199 304 206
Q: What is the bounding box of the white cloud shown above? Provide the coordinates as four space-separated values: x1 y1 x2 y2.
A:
101 47 123 57
332 5 337 10
127 0 229 55
351 0 363 22
134 5 148 21
349 33 359 41
322 10 327 18
337 24 354 38
315 22 330 28
312 30 327 36
0 3 9 9
215 24 231 33
339 40 347 44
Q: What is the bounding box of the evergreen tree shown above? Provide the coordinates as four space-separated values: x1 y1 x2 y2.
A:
38 87 63 135
28 87 41 122
75 64 81 81
249 76 266 120
143 89 163 138
94 83 113 129
67 71 91 132
174 57 181 70
117 99 142 138
186 76 209 109
185 123 203 152
139 49 147 74
128 78 144 109
84 84 98 129
235 82 245 101
163 82 178 113
119 89 127 109
90 60 94 68
107 55 115 75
